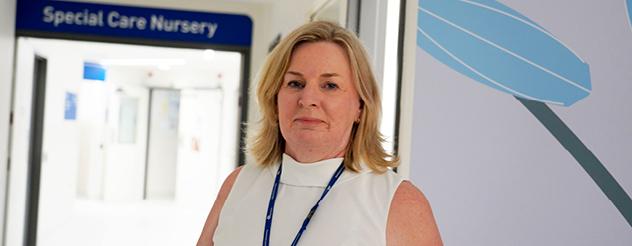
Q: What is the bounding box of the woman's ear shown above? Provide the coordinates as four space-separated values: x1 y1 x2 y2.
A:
355 101 363 123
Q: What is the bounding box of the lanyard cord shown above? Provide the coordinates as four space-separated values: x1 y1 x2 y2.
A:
263 161 345 246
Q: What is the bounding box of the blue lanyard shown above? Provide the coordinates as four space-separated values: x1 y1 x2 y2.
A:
263 161 345 246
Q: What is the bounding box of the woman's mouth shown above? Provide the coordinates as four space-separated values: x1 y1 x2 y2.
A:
294 117 324 125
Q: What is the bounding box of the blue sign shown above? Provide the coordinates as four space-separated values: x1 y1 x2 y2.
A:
16 0 252 47
64 92 77 120
83 62 106 81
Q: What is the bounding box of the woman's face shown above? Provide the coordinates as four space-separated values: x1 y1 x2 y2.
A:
277 41 362 161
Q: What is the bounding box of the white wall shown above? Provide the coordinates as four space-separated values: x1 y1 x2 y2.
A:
266 0 314 40
76 79 109 199
0 0 16 243
358 0 388 90
409 1 632 245
36 46 83 244
6 38 37 246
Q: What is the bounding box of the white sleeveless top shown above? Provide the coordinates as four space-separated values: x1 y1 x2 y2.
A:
213 154 405 246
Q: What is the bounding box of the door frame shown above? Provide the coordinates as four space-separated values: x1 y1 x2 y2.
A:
11 34 251 245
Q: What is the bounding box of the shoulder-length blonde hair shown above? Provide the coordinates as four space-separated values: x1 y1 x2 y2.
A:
248 21 398 173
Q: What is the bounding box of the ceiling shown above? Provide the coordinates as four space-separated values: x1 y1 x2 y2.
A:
24 37 243 89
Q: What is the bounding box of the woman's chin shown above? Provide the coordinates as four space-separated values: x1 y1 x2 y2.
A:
295 136 324 145
288 134 328 148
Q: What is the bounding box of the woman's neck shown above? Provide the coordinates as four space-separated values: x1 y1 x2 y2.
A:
284 145 345 163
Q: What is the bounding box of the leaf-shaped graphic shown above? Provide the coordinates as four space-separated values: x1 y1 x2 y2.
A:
417 0 591 106
417 0 632 228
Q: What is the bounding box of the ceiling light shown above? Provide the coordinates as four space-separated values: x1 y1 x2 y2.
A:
203 49 216 61
100 58 186 67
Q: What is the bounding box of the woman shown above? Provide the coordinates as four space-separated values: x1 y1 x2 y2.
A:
197 21 442 246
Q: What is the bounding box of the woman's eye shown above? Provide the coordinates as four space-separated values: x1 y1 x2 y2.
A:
287 80 304 88
323 82 339 90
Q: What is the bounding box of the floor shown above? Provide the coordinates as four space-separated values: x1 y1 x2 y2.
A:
37 199 208 246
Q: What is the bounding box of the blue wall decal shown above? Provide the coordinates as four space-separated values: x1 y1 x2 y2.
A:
417 0 632 228
417 0 591 106
64 92 77 120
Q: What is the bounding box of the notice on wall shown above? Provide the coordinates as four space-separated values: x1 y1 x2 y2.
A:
64 92 77 121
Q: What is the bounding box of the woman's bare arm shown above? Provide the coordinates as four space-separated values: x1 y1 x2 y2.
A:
386 181 443 246
196 166 243 246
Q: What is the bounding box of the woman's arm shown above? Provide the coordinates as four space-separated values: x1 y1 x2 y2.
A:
386 181 443 246
196 166 243 246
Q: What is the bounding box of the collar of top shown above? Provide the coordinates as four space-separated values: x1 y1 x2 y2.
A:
280 153 345 188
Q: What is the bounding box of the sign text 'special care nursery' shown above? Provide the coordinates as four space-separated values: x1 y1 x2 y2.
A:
16 0 252 47
42 6 219 39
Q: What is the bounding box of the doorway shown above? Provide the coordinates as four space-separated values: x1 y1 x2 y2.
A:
6 37 245 245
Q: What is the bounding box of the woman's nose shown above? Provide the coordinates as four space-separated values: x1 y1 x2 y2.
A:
298 83 321 108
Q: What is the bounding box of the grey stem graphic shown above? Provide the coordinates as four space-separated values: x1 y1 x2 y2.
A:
516 96 632 228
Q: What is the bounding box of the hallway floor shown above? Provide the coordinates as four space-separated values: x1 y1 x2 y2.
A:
38 199 206 246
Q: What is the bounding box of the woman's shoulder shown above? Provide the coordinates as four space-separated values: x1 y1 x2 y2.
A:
386 181 443 245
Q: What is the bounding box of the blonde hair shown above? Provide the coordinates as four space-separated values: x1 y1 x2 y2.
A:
248 21 398 172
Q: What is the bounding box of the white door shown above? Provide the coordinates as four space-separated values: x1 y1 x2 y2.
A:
103 86 150 201
145 89 180 200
